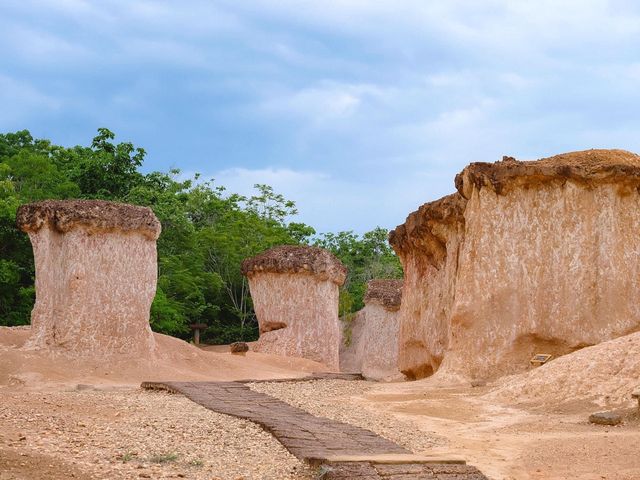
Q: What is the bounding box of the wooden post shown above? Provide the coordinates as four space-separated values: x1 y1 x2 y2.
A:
190 323 207 346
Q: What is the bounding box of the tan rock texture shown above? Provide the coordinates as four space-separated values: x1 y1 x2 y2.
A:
16 200 160 356
389 194 466 379
339 310 366 374
390 149 640 380
340 280 403 381
242 246 346 369
364 279 403 311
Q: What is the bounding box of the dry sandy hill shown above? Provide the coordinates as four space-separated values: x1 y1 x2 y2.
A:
486 330 640 409
0 326 327 390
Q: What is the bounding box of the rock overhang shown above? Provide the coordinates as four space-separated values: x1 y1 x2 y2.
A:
388 193 466 265
16 199 161 240
241 245 347 286
364 279 403 311
455 149 640 199
390 149 640 254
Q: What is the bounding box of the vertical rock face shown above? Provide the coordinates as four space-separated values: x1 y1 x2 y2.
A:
242 245 347 369
390 149 640 380
359 279 403 381
16 200 161 356
339 279 403 380
389 195 466 379
339 309 366 374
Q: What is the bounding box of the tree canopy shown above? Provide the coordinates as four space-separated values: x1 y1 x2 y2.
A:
0 129 402 342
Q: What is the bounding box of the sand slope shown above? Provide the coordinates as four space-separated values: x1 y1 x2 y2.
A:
0 326 328 389
487 331 640 409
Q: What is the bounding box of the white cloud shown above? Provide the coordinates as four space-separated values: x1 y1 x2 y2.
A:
3 0 640 233
259 82 390 126
207 165 458 233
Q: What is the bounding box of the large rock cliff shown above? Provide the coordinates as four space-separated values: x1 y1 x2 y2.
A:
390 149 640 380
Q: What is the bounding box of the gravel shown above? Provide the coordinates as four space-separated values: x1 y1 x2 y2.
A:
0 388 316 480
248 379 440 453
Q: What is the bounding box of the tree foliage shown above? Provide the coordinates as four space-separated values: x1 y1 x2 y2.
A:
0 129 402 342
313 227 403 316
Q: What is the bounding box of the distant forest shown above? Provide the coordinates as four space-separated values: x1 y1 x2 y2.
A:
0 129 402 343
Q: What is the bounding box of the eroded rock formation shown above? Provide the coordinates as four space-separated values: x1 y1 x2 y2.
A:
362 279 403 380
339 279 403 380
242 245 347 369
17 200 160 356
339 309 366 374
390 149 640 380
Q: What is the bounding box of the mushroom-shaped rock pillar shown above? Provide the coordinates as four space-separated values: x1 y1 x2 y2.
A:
242 245 347 369
16 200 161 356
360 279 404 381
339 279 403 381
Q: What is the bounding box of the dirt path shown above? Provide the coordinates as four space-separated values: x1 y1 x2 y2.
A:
362 382 640 480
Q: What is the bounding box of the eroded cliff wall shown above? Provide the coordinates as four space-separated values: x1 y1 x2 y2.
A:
391 149 640 380
359 303 403 381
339 279 404 380
389 194 466 379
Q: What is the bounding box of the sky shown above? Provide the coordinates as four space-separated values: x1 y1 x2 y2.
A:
2 1 640 233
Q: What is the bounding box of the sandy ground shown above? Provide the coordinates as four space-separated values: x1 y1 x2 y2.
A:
0 387 317 480
0 327 325 479
251 379 640 480
2 326 640 479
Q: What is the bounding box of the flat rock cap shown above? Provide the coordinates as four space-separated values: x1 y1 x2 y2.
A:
241 245 347 286
16 199 161 240
455 149 640 198
364 279 403 310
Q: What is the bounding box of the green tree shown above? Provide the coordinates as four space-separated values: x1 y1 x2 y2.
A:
0 127 399 345
53 127 144 199
314 227 402 315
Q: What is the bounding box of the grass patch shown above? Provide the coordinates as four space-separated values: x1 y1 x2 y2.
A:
118 451 137 463
148 452 179 464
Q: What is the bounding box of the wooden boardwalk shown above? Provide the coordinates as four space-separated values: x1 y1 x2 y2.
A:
142 379 488 479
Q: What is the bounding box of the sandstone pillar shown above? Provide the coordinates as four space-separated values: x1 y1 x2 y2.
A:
339 309 366 374
360 279 403 381
16 200 160 356
242 245 347 369
390 149 640 380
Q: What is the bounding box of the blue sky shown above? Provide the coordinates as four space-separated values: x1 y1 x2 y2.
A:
2 1 640 233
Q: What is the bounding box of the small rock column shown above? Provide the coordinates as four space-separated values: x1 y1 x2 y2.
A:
242 245 347 369
17 200 161 356
360 279 404 381
340 279 404 381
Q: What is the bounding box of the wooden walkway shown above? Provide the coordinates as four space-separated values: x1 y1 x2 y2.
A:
142 379 488 479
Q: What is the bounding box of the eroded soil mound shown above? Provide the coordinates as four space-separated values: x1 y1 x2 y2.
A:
486 331 640 409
